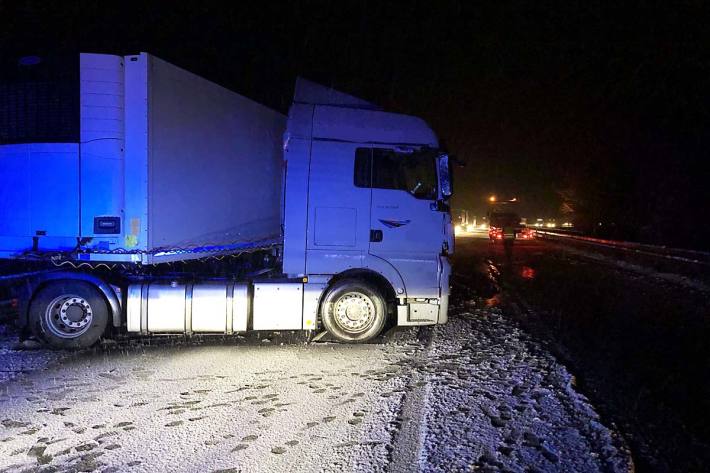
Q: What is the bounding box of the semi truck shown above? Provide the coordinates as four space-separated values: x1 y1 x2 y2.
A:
0 52 453 349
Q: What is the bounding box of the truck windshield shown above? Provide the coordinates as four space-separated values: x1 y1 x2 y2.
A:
371 147 438 200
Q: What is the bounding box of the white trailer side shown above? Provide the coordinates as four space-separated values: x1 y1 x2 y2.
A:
128 53 286 262
0 52 286 263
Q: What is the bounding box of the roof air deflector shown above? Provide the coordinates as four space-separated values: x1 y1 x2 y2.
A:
293 77 382 111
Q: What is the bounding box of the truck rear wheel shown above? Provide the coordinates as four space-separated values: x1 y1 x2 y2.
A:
29 281 109 349
320 279 387 343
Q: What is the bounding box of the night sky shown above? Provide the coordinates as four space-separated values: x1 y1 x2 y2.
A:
2 1 708 248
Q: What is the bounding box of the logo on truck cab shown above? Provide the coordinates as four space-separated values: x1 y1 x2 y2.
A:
379 219 411 228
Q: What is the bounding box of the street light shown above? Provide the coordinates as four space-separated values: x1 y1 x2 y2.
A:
488 195 496 202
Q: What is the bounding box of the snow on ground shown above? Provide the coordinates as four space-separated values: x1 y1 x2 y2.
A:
0 324 69 385
415 303 631 472
0 303 630 472
0 335 418 473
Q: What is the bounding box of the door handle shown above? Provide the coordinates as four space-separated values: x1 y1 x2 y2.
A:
370 229 383 242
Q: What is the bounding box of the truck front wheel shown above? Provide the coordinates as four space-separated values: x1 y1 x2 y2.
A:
320 279 387 343
29 281 109 349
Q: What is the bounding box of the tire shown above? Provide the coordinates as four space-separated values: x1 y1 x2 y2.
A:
320 279 388 343
29 281 109 349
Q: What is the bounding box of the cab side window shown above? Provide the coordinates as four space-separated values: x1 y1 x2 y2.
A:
353 147 437 200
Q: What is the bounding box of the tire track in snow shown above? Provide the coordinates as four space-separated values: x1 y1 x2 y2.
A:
385 326 434 473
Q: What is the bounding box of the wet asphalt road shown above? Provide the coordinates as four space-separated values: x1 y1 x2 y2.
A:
454 231 710 472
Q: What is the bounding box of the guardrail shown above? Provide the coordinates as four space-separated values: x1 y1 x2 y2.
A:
535 231 710 266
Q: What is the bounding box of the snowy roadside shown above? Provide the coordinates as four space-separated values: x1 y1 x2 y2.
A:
410 302 632 472
0 324 70 386
0 303 632 472
0 327 421 473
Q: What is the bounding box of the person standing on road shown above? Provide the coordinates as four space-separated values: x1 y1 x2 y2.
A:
502 222 516 261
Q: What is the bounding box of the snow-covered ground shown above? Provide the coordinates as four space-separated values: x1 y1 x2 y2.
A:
0 324 69 386
417 303 630 472
0 301 630 472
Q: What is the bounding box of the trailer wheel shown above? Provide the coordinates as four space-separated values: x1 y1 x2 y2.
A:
320 279 387 343
29 281 109 349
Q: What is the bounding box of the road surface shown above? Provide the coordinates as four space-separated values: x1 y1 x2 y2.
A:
456 230 710 472
0 237 636 472
0 318 628 472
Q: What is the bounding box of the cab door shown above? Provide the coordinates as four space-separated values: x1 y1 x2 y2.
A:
304 140 372 274
366 147 445 298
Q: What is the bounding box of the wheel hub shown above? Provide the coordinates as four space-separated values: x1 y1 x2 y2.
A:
345 305 364 320
45 295 93 338
334 292 376 333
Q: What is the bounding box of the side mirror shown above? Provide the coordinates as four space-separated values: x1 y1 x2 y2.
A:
438 154 453 198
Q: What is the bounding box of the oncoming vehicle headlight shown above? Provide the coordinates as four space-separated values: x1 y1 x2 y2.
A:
454 225 462 234
466 224 475 232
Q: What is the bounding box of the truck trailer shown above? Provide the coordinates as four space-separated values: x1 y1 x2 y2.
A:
0 52 453 348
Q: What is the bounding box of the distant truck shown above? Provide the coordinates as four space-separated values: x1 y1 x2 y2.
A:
488 211 521 241
0 52 454 348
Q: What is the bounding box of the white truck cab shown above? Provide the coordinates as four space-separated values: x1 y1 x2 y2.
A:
283 79 453 337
